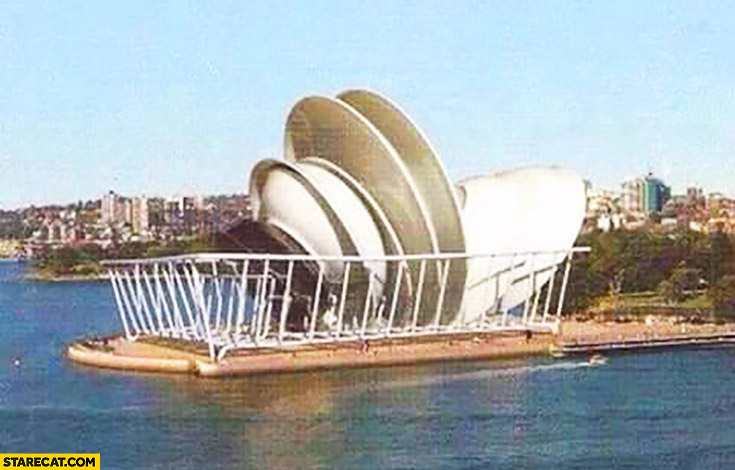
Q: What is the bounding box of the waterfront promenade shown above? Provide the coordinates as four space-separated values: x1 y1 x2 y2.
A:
555 319 735 354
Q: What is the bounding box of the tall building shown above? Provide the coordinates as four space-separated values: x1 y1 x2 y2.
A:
100 191 127 225
620 173 670 213
182 196 196 231
147 198 165 230
131 196 149 235
642 174 671 212
123 198 133 225
686 186 703 202
621 178 644 213
165 196 197 235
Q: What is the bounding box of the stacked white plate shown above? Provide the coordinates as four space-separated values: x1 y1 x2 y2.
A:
250 89 586 328
279 91 467 325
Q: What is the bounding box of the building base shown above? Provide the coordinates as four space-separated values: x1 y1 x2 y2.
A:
67 331 553 377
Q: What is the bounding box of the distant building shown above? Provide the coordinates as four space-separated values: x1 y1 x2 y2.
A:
642 174 671 212
123 198 133 225
587 187 620 214
708 192 726 213
100 191 127 225
147 198 164 227
686 186 704 206
165 196 197 236
131 196 149 235
183 197 196 231
584 186 623 232
620 173 670 214
621 178 644 213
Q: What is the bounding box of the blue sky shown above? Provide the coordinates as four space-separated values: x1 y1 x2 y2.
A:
2 0 734 208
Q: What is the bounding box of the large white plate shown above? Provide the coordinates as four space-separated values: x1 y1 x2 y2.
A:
497 167 586 312
284 95 439 257
295 159 387 289
337 89 467 321
457 167 586 322
250 159 354 282
336 90 466 254
300 157 414 323
284 96 457 324
299 157 404 260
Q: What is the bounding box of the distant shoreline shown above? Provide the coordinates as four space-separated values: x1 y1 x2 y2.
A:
2 259 108 283
25 273 108 283
23 270 108 283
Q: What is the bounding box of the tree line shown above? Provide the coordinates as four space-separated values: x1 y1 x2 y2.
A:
34 228 735 318
35 236 215 276
565 230 735 318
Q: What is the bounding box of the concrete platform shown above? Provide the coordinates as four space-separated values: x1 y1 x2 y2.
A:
67 331 554 377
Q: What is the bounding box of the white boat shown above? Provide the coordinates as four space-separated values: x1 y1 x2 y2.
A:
588 354 607 365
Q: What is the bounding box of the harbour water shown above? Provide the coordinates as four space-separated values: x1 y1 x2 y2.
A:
1 261 735 469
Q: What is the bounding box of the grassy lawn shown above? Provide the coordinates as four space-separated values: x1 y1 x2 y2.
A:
592 290 711 310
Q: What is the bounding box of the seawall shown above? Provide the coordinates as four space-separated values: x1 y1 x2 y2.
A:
67 331 553 377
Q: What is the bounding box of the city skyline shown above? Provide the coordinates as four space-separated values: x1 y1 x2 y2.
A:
0 170 723 213
3 1 735 209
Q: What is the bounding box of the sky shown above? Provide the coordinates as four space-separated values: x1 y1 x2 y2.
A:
1 0 735 209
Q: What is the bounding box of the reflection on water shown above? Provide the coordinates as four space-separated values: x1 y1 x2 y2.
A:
149 371 341 469
133 358 557 469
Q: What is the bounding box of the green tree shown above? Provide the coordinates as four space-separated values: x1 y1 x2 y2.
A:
657 280 679 305
669 264 701 293
39 246 77 274
710 232 735 285
710 274 735 319
567 230 711 311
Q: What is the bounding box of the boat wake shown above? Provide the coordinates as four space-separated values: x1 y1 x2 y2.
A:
377 360 600 390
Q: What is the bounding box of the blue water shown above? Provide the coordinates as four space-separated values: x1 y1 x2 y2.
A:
1 261 735 469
